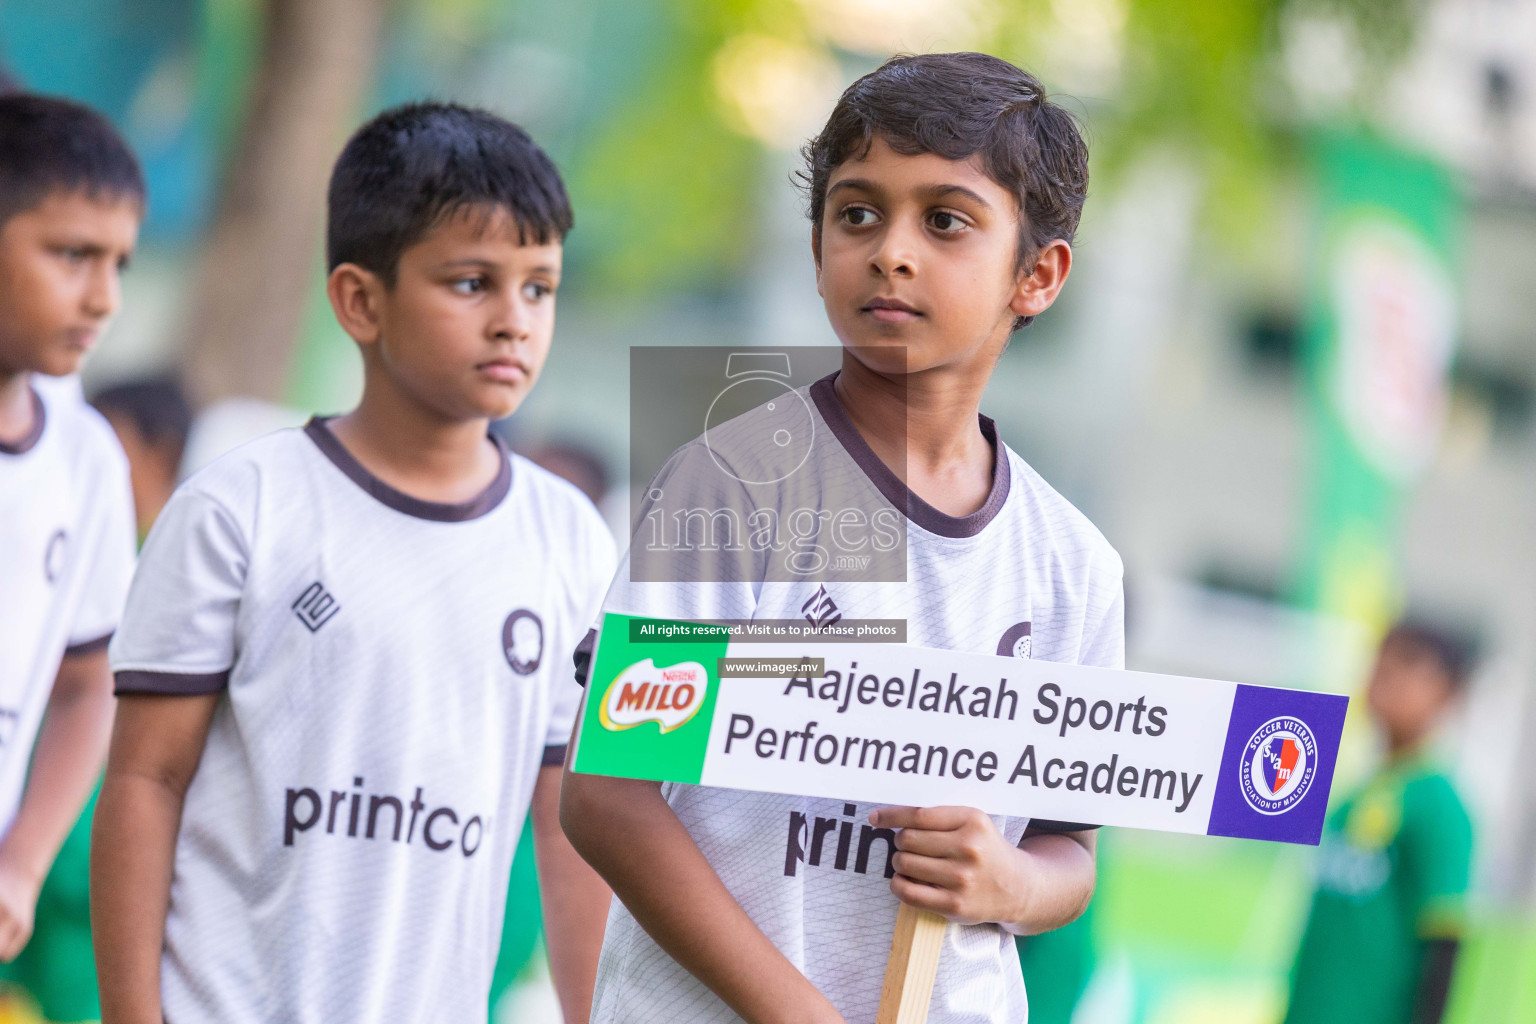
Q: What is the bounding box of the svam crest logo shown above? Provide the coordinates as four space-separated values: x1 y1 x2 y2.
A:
1240 716 1318 816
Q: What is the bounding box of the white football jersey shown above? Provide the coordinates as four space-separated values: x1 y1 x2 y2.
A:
0 382 135 832
583 373 1124 1023
110 418 616 1024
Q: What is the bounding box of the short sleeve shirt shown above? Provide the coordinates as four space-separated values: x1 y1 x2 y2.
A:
0 384 135 832
584 374 1124 1024
109 419 616 1024
1284 758 1473 1024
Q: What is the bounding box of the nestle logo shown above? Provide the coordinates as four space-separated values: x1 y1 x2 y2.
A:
801 585 842 629
292 582 341 632
600 658 707 734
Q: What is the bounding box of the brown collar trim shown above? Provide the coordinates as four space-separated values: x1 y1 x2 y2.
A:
809 372 1009 539
303 417 512 522
0 387 46 456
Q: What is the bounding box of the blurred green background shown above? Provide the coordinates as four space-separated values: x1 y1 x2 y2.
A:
4 0 1536 1021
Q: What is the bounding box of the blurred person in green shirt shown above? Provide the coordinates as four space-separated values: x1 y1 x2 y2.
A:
1283 621 1475 1024
1016 898 1094 1024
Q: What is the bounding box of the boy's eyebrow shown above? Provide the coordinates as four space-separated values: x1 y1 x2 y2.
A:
827 177 880 199
923 183 994 210
47 238 110 255
436 257 560 275
826 178 995 210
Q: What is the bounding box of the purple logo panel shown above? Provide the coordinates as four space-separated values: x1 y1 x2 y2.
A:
1206 684 1348 845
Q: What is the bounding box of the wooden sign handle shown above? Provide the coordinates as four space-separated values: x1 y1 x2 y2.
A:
876 903 947 1024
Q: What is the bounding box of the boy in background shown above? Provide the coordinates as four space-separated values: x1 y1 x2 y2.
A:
92 103 612 1024
563 53 1120 1024
92 378 193 541
1284 622 1475 1024
0 95 141 1018
0 377 194 1024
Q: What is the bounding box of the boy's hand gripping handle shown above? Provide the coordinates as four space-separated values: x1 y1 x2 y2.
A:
876 904 946 1023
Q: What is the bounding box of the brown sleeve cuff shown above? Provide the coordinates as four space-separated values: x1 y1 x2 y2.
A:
573 628 597 688
542 744 568 768
63 631 114 658
114 669 230 696
1027 819 1101 833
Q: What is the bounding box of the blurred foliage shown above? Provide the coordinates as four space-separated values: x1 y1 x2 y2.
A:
1080 0 1420 263
563 0 764 294
546 0 1423 294
119 0 1426 317
199 0 263 166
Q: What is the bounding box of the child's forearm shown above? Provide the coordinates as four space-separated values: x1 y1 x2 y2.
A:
560 771 845 1024
1007 829 1097 936
91 694 217 1024
530 765 609 1024
0 651 114 884
91 772 183 1024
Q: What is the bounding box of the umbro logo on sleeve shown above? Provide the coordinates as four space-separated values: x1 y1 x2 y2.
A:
292 582 342 632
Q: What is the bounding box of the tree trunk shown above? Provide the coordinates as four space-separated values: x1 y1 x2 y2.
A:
182 0 385 407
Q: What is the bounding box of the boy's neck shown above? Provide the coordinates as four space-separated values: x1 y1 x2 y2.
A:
1384 730 1431 763
329 374 501 506
0 368 36 444
833 355 996 517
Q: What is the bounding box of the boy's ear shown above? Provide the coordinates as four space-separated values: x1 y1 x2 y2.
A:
326 263 386 345
1009 240 1072 322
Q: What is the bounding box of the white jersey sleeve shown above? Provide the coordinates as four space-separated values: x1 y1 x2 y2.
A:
545 503 618 754
110 482 250 693
1077 571 1126 671
64 417 136 653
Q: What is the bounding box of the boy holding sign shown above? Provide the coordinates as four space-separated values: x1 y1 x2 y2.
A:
562 53 1119 1023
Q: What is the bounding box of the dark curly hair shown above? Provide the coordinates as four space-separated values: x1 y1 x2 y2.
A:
798 52 1088 329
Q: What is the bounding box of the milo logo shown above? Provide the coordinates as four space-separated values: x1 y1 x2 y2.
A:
599 659 708 733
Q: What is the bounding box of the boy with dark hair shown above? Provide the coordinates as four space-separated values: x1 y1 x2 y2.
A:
0 94 141 988
0 375 193 1024
92 102 614 1024
562 53 1118 1023
1284 621 1475 1024
0 378 196 1024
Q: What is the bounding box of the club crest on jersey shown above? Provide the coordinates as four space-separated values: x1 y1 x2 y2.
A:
599 658 707 733
502 609 544 676
43 529 67 584
1240 716 1318 815
997 621 1032 659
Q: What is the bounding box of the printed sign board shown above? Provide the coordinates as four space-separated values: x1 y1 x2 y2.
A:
572 615 1349 845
